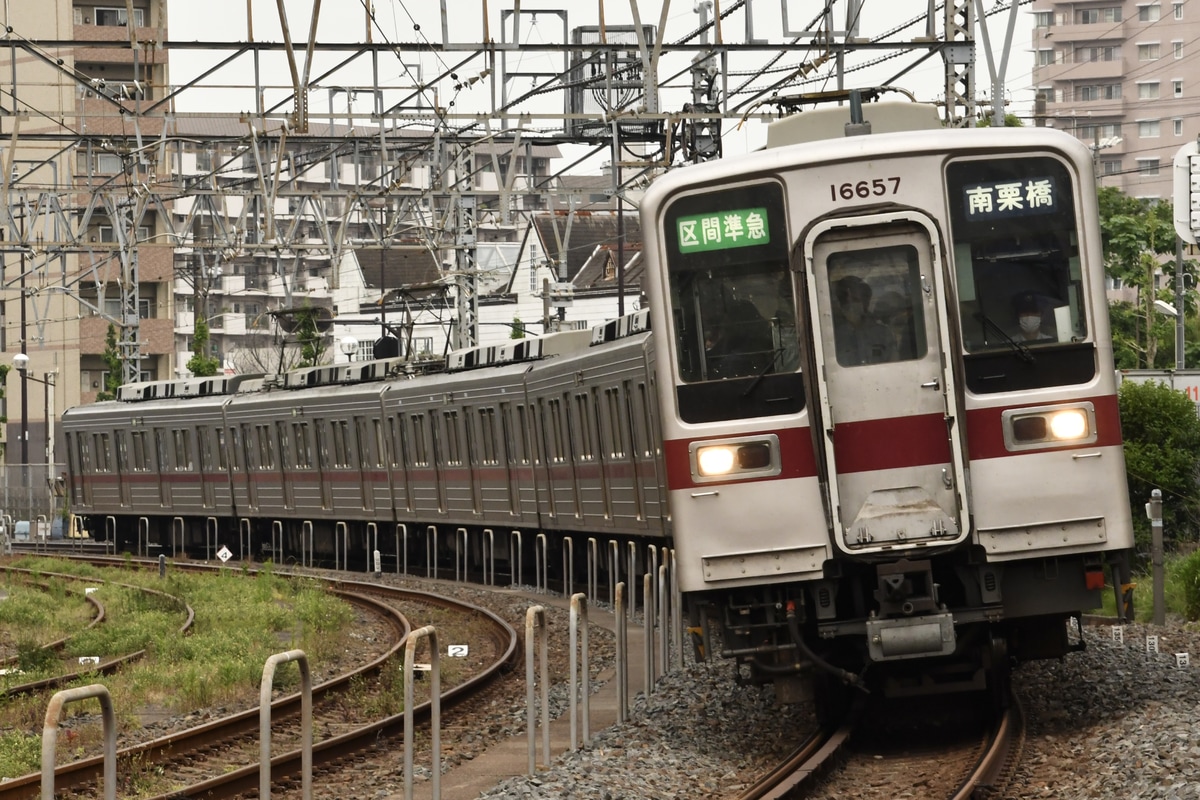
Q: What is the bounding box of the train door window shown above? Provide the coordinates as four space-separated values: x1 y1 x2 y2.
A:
292 422 311 468
115 431 129 473
388 416 405 468
355 417 371 468
215 427 228 470
371 418 386 468
516 404 532 465
574 392 595 461
442 410 462 466
155 430 170 472
546 398 567 463
130 430 148 471
197 428 211 472
827 248 927 367
228 427 242 471
240 423 256 470
947 156 1096 391
332 420 350 467
172 429 193 470
410 414 428 466
94 433 112 472
76 434 91 472
479 407 499 465
604 387 625 458
257 425 275 470
275 422 291 469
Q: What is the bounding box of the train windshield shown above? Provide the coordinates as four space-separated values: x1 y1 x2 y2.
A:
662 182 799 384
946 156 1088 355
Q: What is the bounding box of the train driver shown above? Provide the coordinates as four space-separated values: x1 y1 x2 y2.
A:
1013 292 1054 342
832 275 896 366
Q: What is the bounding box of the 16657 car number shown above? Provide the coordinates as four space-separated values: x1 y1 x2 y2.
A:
830 177 901 201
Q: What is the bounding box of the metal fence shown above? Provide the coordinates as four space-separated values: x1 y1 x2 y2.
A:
0 462 66 533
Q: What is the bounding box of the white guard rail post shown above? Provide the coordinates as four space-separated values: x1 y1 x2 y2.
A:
239 517 251 561
398 523 408 575
367 521 379 574
302 520 314 568
455 527 468 582
535 532 548 593
525 605 550 774
510 530 522 586
42 684 117 800
271 520 284 564
615 582 628 722
561 536 574 598
172 516 185 558
671 549 683 668
483 528 494 585
259 650 312 800
658 560 669 676
403 625 441 800
425 525 438 579
587 537 598 603
205 516 217 561
569 592 590 750
137 516 149 557
335 521 349 571
644 572 656 693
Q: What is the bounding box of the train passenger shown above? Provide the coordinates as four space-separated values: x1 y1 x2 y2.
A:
832 275 895 365
875 290 920 361
1013 291 1055 342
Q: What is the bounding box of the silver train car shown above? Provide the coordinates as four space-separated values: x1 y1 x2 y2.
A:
64 101 1133 709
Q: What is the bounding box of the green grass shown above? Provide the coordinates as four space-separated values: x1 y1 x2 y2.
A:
0 558 355 779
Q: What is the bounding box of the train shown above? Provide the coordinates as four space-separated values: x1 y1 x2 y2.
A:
63 99 1133 714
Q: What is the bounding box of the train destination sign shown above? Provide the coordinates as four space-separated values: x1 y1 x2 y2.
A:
677 207 770 253
961 176 1058 221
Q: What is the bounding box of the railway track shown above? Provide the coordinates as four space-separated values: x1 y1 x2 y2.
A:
738 694 1025 800
0 560 519 800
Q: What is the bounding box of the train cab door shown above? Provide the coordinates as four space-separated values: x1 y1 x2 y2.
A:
803 212 970 556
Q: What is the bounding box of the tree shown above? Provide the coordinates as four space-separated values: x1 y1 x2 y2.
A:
1119 380 1200 556
975 113 1024 127
294 307 326 368
186 319 221 377
511 317 525 339
1098 188 1182 368
96 324 123 401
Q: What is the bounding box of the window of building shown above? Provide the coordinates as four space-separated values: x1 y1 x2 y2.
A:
1175 41 1185 58
93 7 145 26
1138 158 1161 176
1078 7 1122 23
1101 160 1121 176
1139 43 1162 60
1037 49 1056 66
1174 79 1184 97
1139 4 1161 21
1034 11 1053 26
1139 120 1161 137
1138 82 1161 99
1175 118 1184 135
1175 2 1184 19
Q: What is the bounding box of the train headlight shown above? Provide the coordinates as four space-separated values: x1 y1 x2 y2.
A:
690 435 780 482
1003 403 1097 450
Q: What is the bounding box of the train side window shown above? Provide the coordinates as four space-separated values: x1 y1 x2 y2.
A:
574 391 596 461
75 433 90 473
228 427 242 471
95 433 112 472
515 404 532 465
332 420 350 468
257 424 275 470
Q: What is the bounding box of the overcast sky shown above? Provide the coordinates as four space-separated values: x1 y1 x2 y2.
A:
165 1 1035 157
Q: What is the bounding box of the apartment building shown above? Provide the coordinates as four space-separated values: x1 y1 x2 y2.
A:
1 0 172 479
1031 0 1200 197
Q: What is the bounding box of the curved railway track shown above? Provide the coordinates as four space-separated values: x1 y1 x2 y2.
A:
0 559 519 800
0 567 195 697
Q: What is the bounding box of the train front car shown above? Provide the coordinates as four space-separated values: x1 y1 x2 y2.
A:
641 103 1133 709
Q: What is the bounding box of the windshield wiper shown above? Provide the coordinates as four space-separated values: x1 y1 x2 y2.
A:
974 312 1034 364
742 348 783 397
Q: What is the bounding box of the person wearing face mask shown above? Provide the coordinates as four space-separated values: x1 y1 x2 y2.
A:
1014 292 1053 341
832 275 896 366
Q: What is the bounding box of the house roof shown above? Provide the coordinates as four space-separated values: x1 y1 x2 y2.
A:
531 212 642 282
573 247 643 292
356 246 444 300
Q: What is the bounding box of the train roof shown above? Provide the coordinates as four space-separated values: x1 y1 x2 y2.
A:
101 307 650 406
